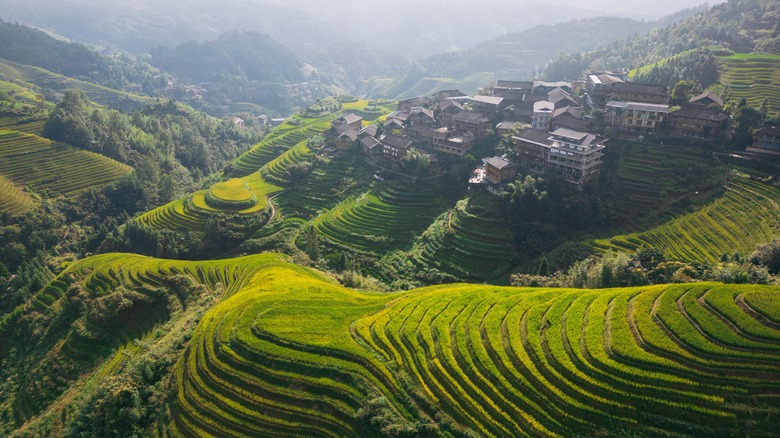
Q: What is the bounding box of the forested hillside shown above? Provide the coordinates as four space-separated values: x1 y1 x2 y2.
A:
545 0 780 80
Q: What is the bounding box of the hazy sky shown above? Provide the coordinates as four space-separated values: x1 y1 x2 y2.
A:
0 0 723 57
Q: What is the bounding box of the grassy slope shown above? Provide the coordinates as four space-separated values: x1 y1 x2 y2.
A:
2 253 779 436
0 172 33 214
0 59 152 111
136 100 382 233
593 174 780 262
0 129 132 197
715 53 780 116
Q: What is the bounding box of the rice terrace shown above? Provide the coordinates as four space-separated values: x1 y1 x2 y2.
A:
2 0 780 437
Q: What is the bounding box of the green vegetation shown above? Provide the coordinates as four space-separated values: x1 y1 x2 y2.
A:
405 195 517 283
6 253 778 436
0 59 151 111
594 175 780 263
716 53 780 117
0 130 132 196
546 0 780 82
0 173 33 215
306 180 451 255
602 139 726 229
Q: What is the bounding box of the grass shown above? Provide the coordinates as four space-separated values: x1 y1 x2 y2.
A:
0 129 132 197
3 252 779 436
210 178 254 203
593 174 780 262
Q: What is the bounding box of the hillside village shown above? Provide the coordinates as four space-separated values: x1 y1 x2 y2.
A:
323 72 778 193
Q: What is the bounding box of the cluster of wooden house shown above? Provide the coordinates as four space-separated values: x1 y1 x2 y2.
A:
324 71 776 192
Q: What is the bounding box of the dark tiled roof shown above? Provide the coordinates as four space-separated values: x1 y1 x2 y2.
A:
435 89 467 99
495 80 533 90
338 130 358 142
381 134 413 150
690 91 723 106
473 95 505 106
359 124 378 137
484 156 515 170
670 105 729 122
611 82 667 96
757 125 780 137
361 135 381 149
550 128 606 146
340 113 363 124
553 105 582 119
553 116 593 133
514 128 552 145
454 110 490 124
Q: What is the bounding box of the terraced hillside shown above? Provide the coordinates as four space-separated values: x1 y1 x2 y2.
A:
0 59 151 111
274 154 373 218
307 180 451 255
0 129 132 196
408 195 516 282
593 175 780 262
231 100 384 178
717 53 780 116
605 140 725 228
0 173 33 214
3 253 779 436
137 173 281 232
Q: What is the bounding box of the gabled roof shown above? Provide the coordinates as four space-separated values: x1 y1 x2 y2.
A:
383 118 405 128
611 82 667 96
361 135 381 150
454 110 490 124
589 74 623 85
669 105 729 122
399 96 433 106
359 124 378 137
534 101 555 112
534 81 572 91
338 130 359 142
435 89 467 99
472 95 505 106
336 113 363 125
553 116 595 133
484 156 516 170
553 105 582 119
334 123 354 135
514 128 553 146
690 91 723 107
386 110 410 121
381 134 413 150
550 128 605 146
410 107 435 119
438 99 464 112
547 88 577 106
495 80 533 90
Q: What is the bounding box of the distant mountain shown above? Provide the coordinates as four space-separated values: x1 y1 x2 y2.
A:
149 31 305 85
371 7 705 99
0 18 160 93
545 0 780 80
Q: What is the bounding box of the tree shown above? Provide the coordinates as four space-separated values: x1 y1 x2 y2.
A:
670 80 701 106
401 148 431 177
750 239 780 274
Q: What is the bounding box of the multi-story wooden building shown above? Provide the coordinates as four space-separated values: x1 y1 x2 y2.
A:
605 101 669 134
